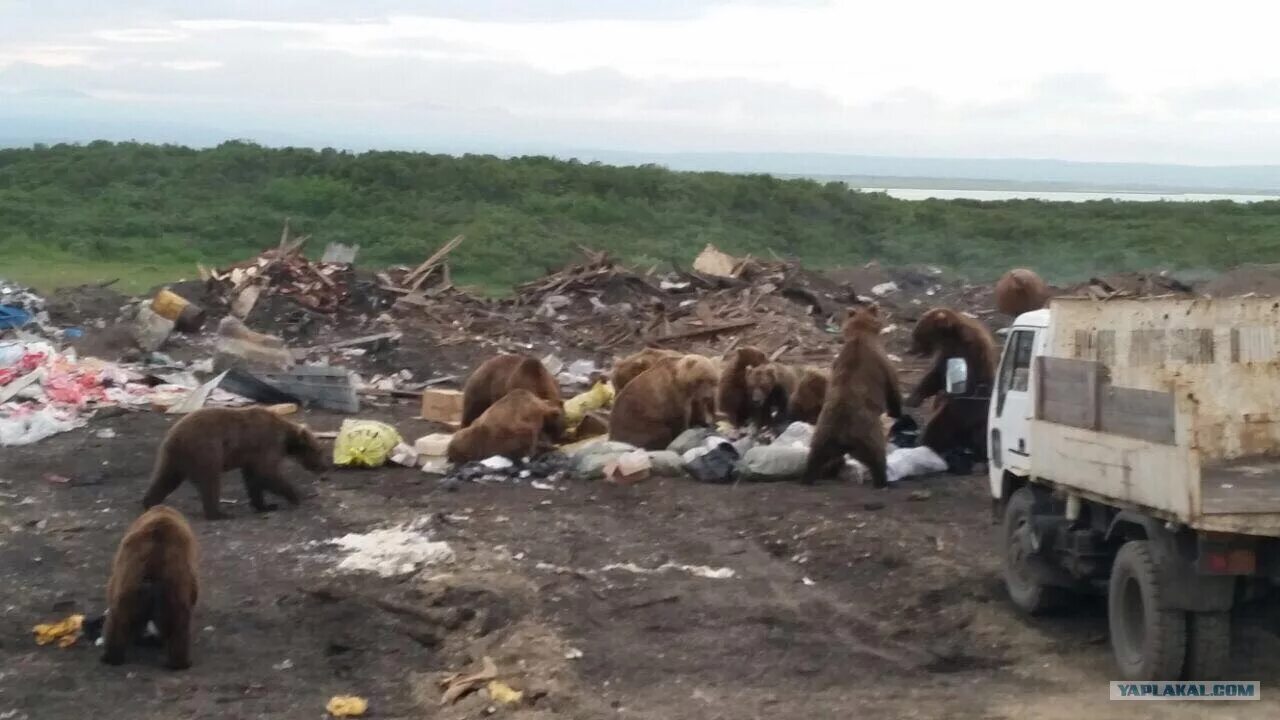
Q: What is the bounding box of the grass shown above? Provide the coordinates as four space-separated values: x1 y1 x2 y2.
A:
1 254 194 295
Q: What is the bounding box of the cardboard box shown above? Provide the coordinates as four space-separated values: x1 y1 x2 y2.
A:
420 389 464 425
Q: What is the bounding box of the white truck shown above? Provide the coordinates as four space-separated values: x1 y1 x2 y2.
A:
973 296 1280 681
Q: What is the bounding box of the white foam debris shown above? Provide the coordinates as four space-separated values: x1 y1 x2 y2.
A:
601 562 736 580
328 523 455 577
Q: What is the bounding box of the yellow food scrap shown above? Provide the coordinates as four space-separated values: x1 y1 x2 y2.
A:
33 614 84 648
326 695 368 717
487 680 524 706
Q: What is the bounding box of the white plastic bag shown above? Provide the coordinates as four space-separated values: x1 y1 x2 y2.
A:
886 446 948 483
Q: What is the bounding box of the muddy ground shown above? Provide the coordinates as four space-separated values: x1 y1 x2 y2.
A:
9 260 1280 718
4 399 1280 720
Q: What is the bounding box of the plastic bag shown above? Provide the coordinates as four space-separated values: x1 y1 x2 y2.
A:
667 427 713 455
333 419 403 467
737 445 809 481
0 409 88 447
886 446 948 483
773 422 814 448
686 444 739 484
563 381 615 432
646 450 686 477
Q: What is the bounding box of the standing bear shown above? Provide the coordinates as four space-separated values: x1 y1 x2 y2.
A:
610 354 719 450
717 346 769 427
907 307 998 459
142 407 328 520
804 306 902 487
461 353 563 431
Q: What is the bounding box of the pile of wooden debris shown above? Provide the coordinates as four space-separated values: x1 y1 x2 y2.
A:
204 221 354 316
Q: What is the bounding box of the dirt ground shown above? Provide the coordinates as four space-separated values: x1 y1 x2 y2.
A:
4 398 1280 720
8 260 1280 718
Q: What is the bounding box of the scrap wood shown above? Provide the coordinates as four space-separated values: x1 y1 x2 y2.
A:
650 319 757 344
406 234 465 289
440 656 499 705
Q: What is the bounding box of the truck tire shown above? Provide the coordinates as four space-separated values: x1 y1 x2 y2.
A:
1002 486 1068 614
1108 541 1187 680
1184 612 1231 681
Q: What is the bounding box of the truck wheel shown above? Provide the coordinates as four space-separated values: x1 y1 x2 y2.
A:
1108 541 1187 680
1184 612 1231 681
1003 486 1067 614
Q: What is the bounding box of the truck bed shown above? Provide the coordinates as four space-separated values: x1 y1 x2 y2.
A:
1201 458 1280 515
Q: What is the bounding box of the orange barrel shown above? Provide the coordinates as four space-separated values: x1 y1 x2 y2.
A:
151 288 206 333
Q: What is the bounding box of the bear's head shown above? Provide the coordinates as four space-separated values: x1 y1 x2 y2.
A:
842 304 884 340
909 307 965 356
745 363 782 404
285 422 330 473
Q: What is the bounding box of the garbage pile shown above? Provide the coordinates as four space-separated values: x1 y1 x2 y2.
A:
205 223 355 316
0 277 52 332
0 339 252 446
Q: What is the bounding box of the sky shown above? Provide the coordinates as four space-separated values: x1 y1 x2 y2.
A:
3 0 1280 165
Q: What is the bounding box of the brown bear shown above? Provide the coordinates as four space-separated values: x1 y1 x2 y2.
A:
461 354 563 431
141 407 328 520
102 505 199 670
447 389 565 463
610 354 719 450
907 307 998 458
995 268 1051 317
745 362 799 428
611 347 683 393
804 306 902 487
787 367 830 425
717 346 768 426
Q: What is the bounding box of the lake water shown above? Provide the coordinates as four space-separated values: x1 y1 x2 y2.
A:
861 187 1280 203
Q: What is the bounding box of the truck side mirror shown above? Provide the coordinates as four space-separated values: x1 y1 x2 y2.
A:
945 357 968 395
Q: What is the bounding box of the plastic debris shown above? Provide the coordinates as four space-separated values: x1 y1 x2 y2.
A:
480 455 514 470
328 522 455 577
326 695 368 717
333 419 403 467
604 449 651 484
645 450 686 477
685 442 739 484
1 409 88 446
871 281 899 296
737 445 809 481
773 421 814 448
886 446 948 483
562 381 614 433
667 427 714 455
33 614 84 648
601 561 736 580
414 430 455 453
389 442 419 467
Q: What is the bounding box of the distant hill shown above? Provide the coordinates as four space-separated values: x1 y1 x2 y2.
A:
4 106 1280 194
3 141 1280 292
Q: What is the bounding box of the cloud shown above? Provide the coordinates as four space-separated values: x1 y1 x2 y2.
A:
7 0 1280 163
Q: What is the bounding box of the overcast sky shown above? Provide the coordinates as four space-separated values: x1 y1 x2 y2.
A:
3 0 1280 164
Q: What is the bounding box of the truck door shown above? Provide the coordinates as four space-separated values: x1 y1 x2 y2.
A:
990 328 1037 478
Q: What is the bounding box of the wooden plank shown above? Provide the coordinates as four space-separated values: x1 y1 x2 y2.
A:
406 234 465 287
1099 386 1175 445
649 319 757 343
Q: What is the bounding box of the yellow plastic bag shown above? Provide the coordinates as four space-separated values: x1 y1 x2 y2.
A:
34 614 84 648
326 695 368 717
333 419 403 467
563 382 615 432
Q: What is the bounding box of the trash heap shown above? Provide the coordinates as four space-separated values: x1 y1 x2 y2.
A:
0 277 52 332
0 339 251 446
205 222 354 316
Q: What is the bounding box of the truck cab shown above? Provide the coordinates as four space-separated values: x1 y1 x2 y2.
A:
986 308 1048 494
